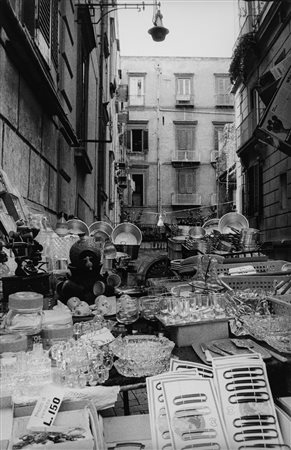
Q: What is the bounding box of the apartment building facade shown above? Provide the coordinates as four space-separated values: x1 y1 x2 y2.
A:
230 0 291 259
120 56 234 225
0 0 121 228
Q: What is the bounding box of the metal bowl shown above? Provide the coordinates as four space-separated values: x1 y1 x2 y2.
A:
90 229 111 242
89 221 113 238
67 219 89 236
202 218 220 235
218 212 249 234
189 226 206 239
112 222 142 246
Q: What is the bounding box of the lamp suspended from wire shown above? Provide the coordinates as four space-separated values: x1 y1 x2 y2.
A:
157 210 167 227
157 214 164 227
148 0 169 42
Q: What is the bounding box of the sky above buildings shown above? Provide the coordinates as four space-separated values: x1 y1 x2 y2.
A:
117 0 239 58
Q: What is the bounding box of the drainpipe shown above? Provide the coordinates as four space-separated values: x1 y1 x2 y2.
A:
97 7 105 220
156 64 161 216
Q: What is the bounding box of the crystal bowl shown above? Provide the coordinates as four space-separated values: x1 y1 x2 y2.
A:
110 334 175 377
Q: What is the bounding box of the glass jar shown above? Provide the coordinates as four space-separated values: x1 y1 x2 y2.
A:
139 296 160 321
5 291 44 336
116 294 139 325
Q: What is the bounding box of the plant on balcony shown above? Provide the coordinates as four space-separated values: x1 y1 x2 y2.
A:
229 32 257 84
120 208 143 225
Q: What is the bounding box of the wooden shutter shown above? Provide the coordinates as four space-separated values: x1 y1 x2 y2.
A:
143 129 148 151
177 78 190 95
177 127 194 159
177 129 188 150
216 76 231 105
214 126 224 150
38 0 50 45
178 171 194 194
126 130 131 150
246 163 263 216
51 0 59 68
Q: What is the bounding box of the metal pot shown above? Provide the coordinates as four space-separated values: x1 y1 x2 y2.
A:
112 223 142 245
189 226 206 239
240 228 261 250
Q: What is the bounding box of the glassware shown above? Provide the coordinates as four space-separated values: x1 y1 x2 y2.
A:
0 344 52 396
5 292 43 337
110 334 175 377
116 294 139 324
50 338 112 388
210 292 226 318
139 296 160 321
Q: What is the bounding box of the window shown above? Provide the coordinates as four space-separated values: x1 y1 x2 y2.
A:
213 122 232 151
129 75 145 106
126 122 148 153
76 6 96 143
214 74 233 107
131 174 144 206
245 162 263 217
175 74 193 105
175 122 197 160
22 0 59 68
177 169 196 194
213 123 226 151
279 172 287 210
250 88 265 124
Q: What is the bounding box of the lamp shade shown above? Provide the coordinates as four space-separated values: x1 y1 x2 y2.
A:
157 214 164 227
148 25 169 42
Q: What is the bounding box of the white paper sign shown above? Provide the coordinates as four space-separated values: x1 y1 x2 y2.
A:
27 385 64 430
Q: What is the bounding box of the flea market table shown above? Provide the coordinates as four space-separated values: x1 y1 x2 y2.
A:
105 317 291 415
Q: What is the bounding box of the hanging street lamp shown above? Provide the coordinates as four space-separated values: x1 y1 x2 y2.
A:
148 0 169 42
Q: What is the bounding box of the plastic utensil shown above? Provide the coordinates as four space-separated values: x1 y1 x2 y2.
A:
200 343 213 362
231 338 257 353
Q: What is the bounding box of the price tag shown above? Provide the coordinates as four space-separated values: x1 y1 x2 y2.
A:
27 385 64 431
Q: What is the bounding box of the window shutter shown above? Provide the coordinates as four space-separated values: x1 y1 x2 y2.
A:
143 130 148 151
177 129 187 150
126 130 131 150
214 126 224 150
38 0 50 45
186 172 194 194
51 0 59 68
178 171 194 194
178 172 187 193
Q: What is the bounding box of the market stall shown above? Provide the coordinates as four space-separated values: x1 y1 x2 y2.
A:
0 208 291 449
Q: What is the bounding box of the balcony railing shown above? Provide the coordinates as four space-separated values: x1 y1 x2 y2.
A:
172 193 202 206
215 93 234 107
236 109 265 148
172 150 201 163
128 95 145 106
210 193 218 206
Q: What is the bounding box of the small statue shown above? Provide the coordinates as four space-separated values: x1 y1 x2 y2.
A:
57 234 115 305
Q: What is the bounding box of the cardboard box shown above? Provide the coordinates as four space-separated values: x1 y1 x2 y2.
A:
103 414 152 449
164 317 230 347
4 400 98 450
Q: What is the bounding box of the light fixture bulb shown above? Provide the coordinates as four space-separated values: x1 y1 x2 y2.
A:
157 214 164 227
